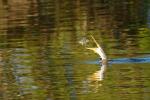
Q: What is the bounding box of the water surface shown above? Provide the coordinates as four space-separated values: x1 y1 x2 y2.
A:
0 0 150 100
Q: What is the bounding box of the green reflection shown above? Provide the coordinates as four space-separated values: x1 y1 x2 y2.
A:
0 0 150 100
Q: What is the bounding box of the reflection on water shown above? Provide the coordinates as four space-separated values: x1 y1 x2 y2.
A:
0 0 150 100
88 60 107 81
86 60 107 91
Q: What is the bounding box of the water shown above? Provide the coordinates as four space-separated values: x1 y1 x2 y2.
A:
0 0 150 100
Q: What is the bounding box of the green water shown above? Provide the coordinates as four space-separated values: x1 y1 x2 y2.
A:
0 0 150 100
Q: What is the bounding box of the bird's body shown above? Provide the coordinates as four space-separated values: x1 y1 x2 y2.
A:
86 47 107 60
86 35 107 60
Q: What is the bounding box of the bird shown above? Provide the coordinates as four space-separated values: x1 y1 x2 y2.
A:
86 35 107 60
86 35 107 81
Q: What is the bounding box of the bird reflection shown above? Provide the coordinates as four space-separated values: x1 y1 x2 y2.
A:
88 60 107 81
83 61 107 93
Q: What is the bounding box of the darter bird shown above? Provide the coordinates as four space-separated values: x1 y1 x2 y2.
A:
86 35 107 60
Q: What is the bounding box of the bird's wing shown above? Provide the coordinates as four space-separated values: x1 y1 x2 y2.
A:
91 35 100 48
